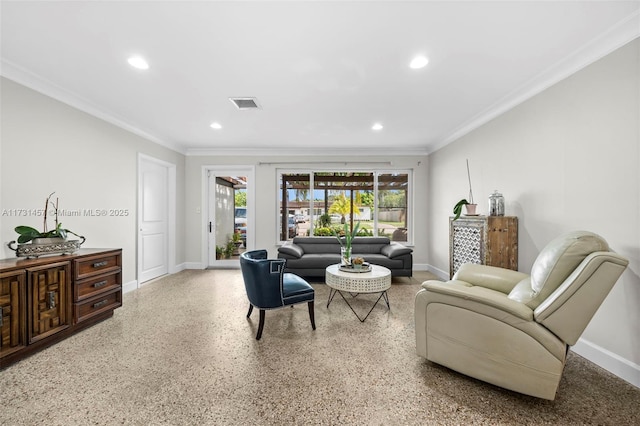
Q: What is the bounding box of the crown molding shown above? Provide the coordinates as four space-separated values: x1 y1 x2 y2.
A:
431 10 640 154
0 59 187 155
3 8 637 159
185 147 430 157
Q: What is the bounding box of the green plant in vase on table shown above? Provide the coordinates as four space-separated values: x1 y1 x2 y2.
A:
332 221 361 266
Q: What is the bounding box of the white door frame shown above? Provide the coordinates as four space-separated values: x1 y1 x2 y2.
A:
201 165 255 268
137 153 177 286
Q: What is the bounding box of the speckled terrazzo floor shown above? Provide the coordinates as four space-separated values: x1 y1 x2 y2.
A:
1 269 639 425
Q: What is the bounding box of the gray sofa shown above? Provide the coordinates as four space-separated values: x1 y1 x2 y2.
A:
277 236 413 277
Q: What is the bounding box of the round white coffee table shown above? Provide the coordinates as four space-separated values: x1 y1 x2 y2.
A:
325 264 391 322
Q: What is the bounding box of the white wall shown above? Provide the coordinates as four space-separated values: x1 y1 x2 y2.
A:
427 39 640 385
0 78 186 286
184 156 429 268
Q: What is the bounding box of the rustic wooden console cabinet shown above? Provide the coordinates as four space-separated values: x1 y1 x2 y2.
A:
449 216 518 278
0 248 122 369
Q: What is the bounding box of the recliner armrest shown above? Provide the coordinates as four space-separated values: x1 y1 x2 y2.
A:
422 280 533 320
453 263 529 294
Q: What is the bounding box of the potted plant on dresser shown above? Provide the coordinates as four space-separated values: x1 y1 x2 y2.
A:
7 192 85 258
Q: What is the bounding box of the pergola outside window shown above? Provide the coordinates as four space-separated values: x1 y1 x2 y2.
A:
278 171 411 244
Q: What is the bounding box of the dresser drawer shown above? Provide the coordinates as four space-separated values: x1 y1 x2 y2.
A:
75 287 122 324
74 271 121 302
75 253 121 280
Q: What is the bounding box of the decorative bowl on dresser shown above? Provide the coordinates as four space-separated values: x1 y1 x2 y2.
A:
0 248 122 369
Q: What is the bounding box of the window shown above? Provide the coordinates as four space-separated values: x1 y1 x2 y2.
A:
278 170 411 244
377 173 409 242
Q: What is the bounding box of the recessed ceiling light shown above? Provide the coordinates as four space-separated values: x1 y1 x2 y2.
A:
409 55 429 69
210 122 222 129
372 123 383 131
127 56 149 70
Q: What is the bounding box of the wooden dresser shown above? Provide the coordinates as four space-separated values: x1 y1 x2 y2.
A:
449 216 518 278
0 248 122 369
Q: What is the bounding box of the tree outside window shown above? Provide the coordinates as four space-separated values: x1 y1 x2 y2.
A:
279 171 411 243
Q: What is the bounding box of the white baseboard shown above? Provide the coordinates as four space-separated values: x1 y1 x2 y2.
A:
572 339 640 389
185 262 204 269
426 264 449 280
169 262 186 274
122 280 138 294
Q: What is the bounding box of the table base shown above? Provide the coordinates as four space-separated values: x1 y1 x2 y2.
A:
326 288 390 322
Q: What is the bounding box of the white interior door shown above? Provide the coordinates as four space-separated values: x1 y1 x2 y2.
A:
138 157 169 283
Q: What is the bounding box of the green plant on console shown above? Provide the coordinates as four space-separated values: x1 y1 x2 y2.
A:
452 199 471 221
14 192 82 243
15 223 82 243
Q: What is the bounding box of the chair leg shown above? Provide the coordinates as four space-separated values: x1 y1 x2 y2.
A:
247 305 253 318
256 309 265 340
308 301 316 330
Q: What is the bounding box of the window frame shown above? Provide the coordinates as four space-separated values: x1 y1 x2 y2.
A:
277 168 413 245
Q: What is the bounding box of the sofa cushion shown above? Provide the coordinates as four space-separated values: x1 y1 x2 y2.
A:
293 237 341 254
351 237 390 254
285 253 341 269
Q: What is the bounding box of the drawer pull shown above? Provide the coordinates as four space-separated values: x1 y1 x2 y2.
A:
93 300 108 309
47 291 56 309
93 280 108 288
93 261 108 268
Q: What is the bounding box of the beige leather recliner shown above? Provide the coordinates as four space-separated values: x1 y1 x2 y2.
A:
415 231 629 400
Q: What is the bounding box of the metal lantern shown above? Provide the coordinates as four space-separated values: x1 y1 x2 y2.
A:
488 190 505 216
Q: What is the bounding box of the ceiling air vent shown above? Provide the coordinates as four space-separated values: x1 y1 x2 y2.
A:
229 97 261 110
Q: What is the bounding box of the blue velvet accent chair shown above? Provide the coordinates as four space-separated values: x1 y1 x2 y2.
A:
240 249 316 340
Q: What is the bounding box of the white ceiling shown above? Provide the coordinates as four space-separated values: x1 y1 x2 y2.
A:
1 1 639 156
